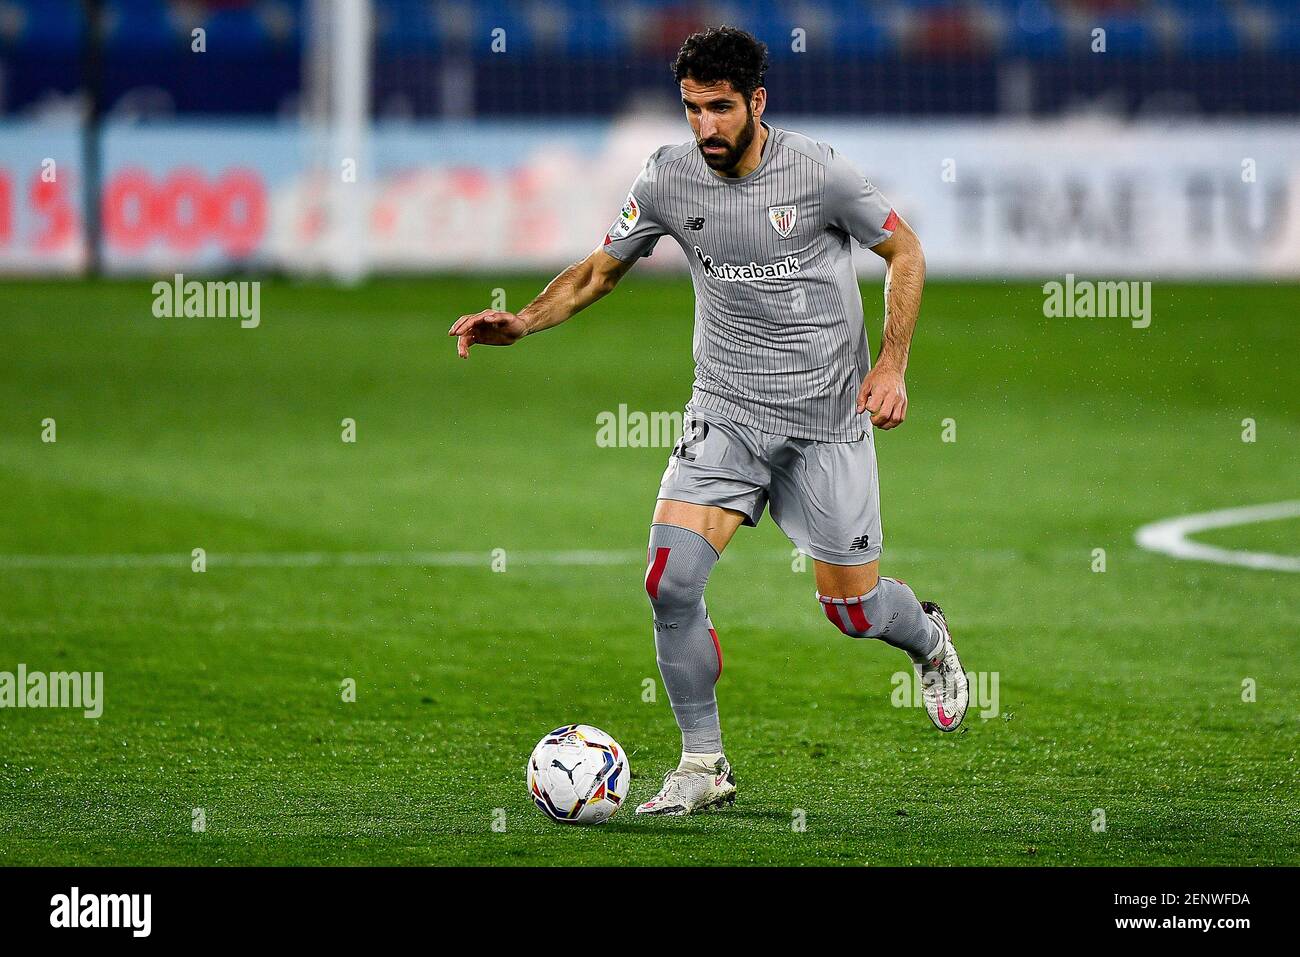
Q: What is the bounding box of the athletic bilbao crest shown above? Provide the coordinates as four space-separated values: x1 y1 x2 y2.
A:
767 204 797 238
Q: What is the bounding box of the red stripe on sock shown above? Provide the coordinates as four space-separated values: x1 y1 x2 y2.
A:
645 547 671 599
822 601 844 631
845 602 871 634
708 627 723 681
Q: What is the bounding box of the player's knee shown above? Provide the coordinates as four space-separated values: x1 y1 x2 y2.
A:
645 526 717 611
645 555 707 613
817 590 879 639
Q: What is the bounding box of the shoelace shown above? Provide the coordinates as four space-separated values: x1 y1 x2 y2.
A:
664 766 720 799
652 769 687 801
923 656 957 698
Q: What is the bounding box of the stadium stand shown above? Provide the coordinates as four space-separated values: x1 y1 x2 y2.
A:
0 0 1297 116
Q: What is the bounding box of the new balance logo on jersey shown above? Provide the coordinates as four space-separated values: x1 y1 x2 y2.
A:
850 534 871 550
683 216 705 230
693 245 801 283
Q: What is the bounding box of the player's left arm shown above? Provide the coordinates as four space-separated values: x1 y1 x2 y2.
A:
857 217 925 430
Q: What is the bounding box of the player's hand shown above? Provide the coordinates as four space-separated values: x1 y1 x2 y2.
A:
448 310 528 358
857 363 908 429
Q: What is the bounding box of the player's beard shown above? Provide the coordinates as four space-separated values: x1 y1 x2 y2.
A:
697 110 756 173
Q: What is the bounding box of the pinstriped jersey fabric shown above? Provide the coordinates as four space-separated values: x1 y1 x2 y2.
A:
602 123 898 442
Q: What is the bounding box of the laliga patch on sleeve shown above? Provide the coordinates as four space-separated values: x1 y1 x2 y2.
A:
882 208 899 232
612 192 640 237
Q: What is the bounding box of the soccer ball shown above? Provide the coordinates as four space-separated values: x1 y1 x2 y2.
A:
527 724 630 825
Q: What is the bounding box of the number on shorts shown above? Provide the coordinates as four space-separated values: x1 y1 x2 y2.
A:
672 417 710 462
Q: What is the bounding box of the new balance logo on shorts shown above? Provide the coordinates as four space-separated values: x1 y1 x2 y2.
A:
850 534 871 550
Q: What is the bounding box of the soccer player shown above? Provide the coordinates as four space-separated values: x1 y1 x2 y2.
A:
450 26 969 816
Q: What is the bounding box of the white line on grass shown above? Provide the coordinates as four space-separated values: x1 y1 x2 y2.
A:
0 545 1168 571
0 549 636 571
1135 500 1300 573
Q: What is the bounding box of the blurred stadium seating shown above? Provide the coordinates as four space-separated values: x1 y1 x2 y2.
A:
2 1 1296 279
1 0 1298 117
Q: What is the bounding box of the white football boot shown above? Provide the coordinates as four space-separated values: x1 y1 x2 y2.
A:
916 601 969 732
635 756 736 816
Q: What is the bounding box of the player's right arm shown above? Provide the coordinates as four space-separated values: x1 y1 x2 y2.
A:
449 247 634 359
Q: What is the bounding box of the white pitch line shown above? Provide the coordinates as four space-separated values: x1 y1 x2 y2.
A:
1135 500 1300 573
0 543 1196 573
0 549 638 571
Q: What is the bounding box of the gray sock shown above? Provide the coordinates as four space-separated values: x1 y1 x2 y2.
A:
645 523 723 753
819 577 942 661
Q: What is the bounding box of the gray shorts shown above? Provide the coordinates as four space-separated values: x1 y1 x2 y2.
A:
657 406 883 565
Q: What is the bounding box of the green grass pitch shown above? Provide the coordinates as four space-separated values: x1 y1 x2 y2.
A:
0 276 1296 866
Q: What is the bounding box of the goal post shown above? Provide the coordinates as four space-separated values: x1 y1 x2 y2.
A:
303 0 372 283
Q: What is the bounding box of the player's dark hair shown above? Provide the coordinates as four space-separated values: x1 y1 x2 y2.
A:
672 26 769 102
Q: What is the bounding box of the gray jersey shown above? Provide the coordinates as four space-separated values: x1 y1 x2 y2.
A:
602 123 898 442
